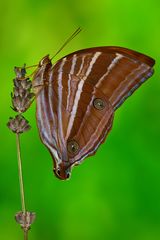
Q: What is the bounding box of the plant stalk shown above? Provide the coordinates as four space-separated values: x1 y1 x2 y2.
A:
16 133 26 213
24 231 28 240
16 133 28 240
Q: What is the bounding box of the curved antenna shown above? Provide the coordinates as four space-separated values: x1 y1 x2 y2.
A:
15 28 82 72
51 27 82 60
15 64 39 72
25 64 38 69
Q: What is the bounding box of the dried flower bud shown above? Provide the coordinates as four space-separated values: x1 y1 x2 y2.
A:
11 66 35 113
13 78 32 91
14 65 26 79
11 91 34 113
7 115 31 134
15 211 36 232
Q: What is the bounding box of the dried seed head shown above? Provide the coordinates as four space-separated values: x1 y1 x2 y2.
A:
15 211 36 232
7 115 31 134
11 91 34 113
11 65 35 113
13 78 32 91
14 65 26 79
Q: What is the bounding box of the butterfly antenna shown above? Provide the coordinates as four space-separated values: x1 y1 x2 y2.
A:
25 64 38 69
15 28 81 71
51 27 82 60
15 64 39 71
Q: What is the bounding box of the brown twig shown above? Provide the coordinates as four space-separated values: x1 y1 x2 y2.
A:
16 133 26 214
24 231 28 240
7 65 36 240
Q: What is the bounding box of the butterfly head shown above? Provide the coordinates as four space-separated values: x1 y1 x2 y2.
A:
38 55 51 67
53 162 71 180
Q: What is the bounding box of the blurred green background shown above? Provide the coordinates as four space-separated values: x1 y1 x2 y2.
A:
0 0 160 239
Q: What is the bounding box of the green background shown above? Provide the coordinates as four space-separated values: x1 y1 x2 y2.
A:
0 0 160 239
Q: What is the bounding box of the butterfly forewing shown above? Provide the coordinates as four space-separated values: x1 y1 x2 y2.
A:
33 46 155 179
53 47 155 110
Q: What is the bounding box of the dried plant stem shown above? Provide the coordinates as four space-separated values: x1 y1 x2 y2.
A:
24 231 28 240
16 133 26 213
7 67 36 240
16 133 28 240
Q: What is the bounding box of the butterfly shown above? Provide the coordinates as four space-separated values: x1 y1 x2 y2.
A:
31 29 155 180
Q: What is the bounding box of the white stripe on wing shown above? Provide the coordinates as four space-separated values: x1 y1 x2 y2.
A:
58 57 67 144
66 52 102 139
96 53 123 88
67 54 77 110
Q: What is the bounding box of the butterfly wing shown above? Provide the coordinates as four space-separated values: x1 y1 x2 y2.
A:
34 47 155 179
53 46 155 110
35 69 114 179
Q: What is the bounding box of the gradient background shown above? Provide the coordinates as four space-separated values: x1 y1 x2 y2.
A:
0 0 160 240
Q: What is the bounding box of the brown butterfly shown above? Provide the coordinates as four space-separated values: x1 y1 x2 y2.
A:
31 31 155 180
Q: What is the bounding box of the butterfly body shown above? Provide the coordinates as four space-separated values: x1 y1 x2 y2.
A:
32 47 155 180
